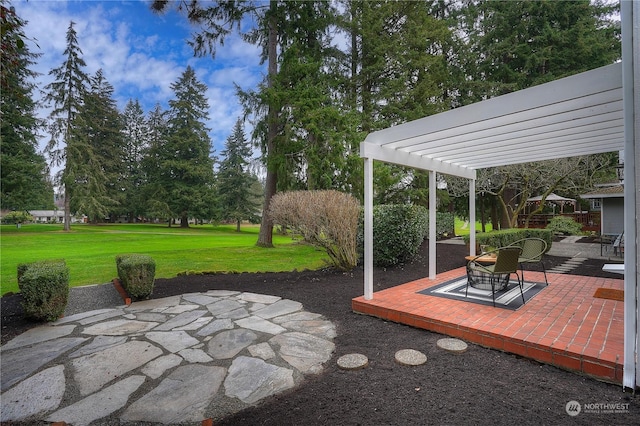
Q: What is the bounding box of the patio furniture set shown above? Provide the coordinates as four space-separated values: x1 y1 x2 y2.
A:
465 238 548 307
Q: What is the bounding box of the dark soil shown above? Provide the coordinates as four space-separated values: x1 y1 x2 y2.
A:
1 241 637 425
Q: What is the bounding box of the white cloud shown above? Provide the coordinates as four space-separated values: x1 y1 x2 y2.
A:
13 0 265 160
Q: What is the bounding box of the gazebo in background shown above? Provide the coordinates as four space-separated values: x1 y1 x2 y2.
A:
519 193 600 232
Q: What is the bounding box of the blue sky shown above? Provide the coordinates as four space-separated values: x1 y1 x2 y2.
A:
14 0 265 157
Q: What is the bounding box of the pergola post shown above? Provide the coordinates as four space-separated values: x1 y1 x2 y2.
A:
363 156 374 300
621 0 639 390
469 179 476 256
429 171 436 279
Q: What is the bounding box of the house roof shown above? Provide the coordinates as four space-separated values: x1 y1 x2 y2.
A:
580 184 625 199
360 63 624 180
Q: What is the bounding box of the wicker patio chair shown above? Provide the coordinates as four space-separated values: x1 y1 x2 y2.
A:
466 246 523 307
508 238 548 286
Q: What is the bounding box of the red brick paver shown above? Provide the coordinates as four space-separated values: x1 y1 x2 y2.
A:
352 267 624 384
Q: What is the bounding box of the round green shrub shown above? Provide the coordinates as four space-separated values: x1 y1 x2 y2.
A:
18 260 69 321
370 204 429 267
116 254 156 300
546 216 583 235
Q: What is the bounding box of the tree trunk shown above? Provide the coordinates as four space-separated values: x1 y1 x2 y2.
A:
63 185 71 231
236 219 241 232
257 1 278 248
180 213 189 228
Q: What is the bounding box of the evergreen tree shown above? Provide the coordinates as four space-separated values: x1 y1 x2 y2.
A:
121 99 149 222
269 1 360 193
43 21 91 230
0 1 54 211
141 103 171 222
75 69 124 222
340 0 452 204
159 66 215 227
460 0 620 97
217 119 261 231
151 0 281 246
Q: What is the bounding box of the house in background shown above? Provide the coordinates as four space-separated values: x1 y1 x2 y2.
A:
28 210 65 223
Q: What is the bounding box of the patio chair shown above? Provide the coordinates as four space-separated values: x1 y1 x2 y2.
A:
508 238 548 286
600 234 617 256
466 246 523 307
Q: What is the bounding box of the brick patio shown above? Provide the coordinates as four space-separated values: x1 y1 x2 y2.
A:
352 267 625 384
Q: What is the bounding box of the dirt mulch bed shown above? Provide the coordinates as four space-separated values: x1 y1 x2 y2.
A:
1 241 636 425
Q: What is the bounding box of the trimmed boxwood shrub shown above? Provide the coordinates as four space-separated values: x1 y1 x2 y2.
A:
18 259 69 321
462 228 553 253
116 254 156 300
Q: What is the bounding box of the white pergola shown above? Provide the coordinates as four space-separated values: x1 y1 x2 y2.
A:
360 1 639 389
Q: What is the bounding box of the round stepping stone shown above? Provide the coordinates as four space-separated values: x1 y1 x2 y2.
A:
394 349 427 366
337 353 369 370
436 338 468 354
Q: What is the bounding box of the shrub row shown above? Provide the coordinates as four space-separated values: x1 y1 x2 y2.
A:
18 259 69 321
462 228 553 252
116 254 156 300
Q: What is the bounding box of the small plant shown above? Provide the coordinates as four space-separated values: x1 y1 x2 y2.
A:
546 216 583 236
116 254 156 300
18 259 69 321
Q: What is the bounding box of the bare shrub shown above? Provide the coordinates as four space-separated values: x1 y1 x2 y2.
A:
269 190 360 271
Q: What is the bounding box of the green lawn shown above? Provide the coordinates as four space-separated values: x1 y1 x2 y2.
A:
454 218 493 236
0 223 329 296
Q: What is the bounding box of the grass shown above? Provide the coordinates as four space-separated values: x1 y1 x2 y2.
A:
454 218 493 235
0 223 329 296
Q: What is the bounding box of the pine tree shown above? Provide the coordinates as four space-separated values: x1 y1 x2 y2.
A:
151 0 281 246
159 66 215 228
461 0 620 96
217 119 261 231
141 103 171 222
121 99 149 222
75 69 124 222
43 21 91 230
0 2 54 211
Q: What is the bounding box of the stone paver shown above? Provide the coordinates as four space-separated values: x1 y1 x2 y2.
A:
270 331 336 374
46 375 146 426
121 365 226 424
0 365 65 422
0 337 87 392
395 349 427 366
207 329 258 359
337 353 369 370
225 356 294 404
0 325 75 351
146 331 200 353
0 290 336 424
436 338 469 353
71 340 162 396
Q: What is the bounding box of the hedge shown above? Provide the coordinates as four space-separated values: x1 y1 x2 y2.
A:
462 229 553 253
